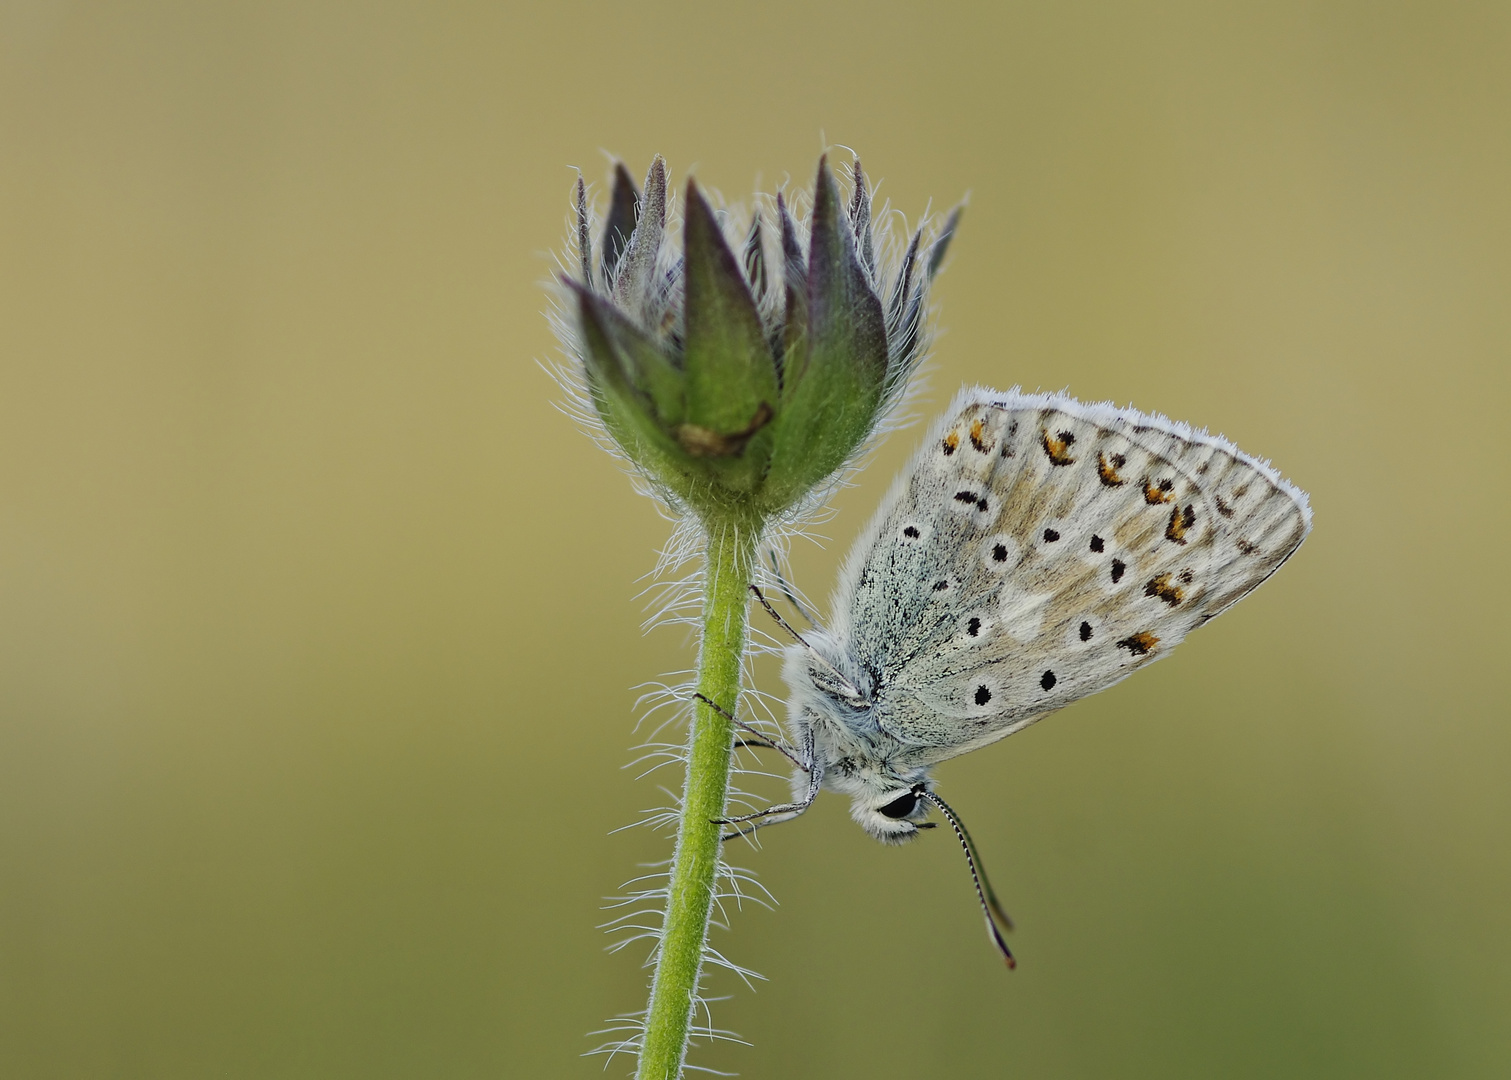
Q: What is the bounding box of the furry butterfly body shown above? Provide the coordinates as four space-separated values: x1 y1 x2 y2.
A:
752 385 1311 846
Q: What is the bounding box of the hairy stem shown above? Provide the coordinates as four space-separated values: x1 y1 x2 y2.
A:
636 522 757 1080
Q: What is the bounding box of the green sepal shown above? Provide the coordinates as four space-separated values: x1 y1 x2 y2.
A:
568 280 693 492
764 157 888 509
570 279 686 425
776 192 808 390
680 179 780 493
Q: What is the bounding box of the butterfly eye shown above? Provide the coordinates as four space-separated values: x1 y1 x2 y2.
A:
877 791 918 819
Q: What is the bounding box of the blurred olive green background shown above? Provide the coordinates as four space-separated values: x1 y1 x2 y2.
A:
2 2 1508 1077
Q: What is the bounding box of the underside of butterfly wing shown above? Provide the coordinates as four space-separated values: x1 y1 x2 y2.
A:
827 386 1311 763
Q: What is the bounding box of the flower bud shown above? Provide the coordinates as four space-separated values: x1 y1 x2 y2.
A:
557 154 959 526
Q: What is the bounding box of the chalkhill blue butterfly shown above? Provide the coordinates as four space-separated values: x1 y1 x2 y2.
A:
716 386 1312 965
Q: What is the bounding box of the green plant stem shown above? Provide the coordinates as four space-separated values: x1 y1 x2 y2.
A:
636 522 758 1080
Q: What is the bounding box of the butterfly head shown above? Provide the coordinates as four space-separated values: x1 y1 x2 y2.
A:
850 780 937 844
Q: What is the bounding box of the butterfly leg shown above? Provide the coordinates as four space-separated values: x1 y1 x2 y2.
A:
714 729 822 841
687 691 822 839
714 790 817 840
733 736 780 751
691 692 811 774
717 807 809 841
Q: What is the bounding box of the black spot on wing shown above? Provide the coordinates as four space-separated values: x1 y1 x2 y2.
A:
953 490 992 514
1000 422 1019 457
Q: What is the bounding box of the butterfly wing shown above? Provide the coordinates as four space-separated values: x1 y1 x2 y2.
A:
830 386 1312 759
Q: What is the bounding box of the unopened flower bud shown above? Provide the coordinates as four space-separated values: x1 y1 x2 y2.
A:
557 153 960 526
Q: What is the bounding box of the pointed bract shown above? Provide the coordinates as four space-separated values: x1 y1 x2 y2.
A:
777 193 809 385
849 159 876 280
681 180 779 490
570 279 686 425
570 279 688 473
600 162 640 288
887 227 922 336
742 213 767 305
927 204 963 279
575 175 592 285
612 157 667 317
806 157 888 382
893 206 962 382
764 157 889 507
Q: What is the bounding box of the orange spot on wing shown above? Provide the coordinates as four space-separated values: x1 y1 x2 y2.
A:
1097 452 1126 486
1143 477 1176 504
943 432 959 456
1143 573 1184 607
1117 631 1160 656
970 419 991 453
1041 429 1076 466
1165 504 1196 544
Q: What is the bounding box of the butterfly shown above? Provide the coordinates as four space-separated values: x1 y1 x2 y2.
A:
715 385 1312 965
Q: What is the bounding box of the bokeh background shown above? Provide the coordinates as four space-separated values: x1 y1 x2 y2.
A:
2 2 1508 1077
